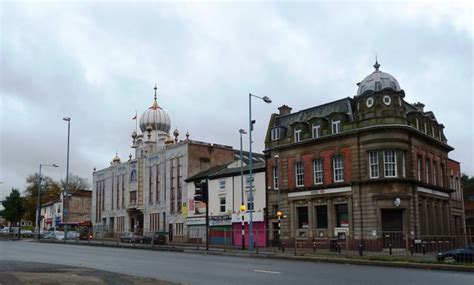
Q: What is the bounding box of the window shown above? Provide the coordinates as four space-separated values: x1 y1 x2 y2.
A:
271 128 281 141
383 95 391 105
369 151 379 178
375 82 381 91
220 197 226 213
247 198 254 212
417 156 422 180
433 162 437 186
295 161 304 187
402 152 406 178
294 128 302 142
333 155 344 182
273 166 279 190
383 150 397 177
219 180 226 190
130 191 137 205
416 118 419 130
425 159 430 184
313 159 323 184
336 204 349 227
431 126 435 138
331 119 341 134
297 207 309 229
130 169 137 181
424 123 427 134
366 97 374 108
316 205 328 229
312 123 321 138
245 175 254 190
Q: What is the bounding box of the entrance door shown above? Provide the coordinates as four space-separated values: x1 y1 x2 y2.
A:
381 209 404 248
168 223 173 242
272 222 280 247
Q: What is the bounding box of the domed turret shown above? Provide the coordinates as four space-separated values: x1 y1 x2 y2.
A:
357 60 401 95
139 85 171 134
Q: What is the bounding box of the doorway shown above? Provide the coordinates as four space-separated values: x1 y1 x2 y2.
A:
381 209 404 248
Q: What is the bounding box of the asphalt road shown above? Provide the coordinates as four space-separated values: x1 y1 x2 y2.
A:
1 240 473 285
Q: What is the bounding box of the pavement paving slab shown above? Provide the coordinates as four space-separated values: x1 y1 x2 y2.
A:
0 261 180 285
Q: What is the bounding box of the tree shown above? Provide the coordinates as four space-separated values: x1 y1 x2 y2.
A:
462 173 474 194
0 189 26 226
22 174 61 226
61 173 90 193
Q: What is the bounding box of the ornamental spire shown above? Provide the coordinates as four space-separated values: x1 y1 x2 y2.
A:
373 54 380 71
150 84 160 110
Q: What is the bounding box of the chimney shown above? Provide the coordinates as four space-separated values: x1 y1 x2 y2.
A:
278 105 292 116
413 102 425 112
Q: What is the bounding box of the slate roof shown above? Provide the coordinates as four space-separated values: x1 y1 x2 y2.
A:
273 97 354 129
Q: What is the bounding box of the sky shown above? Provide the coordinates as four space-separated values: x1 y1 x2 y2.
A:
0 0 473 200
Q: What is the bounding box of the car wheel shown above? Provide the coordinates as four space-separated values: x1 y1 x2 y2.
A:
443 255 456 263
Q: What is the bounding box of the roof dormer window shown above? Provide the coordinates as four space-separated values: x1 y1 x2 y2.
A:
294 128 302 143
271 128 281 141
331 119 341 134
312 123 321 139
375 82 381 91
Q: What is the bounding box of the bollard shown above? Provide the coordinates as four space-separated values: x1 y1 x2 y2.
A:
359 244 363 256
422 244 426 255
281 242 285 253
389 243 392 255
313 242 316 252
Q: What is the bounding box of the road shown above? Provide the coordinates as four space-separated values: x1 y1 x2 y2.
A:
1 240 473 285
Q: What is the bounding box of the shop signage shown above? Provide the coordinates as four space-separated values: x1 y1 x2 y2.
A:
288 186 351 198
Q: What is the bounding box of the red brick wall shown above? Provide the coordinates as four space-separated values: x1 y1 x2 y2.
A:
302 153 316 186
320 150 334 184
340 147 352 182
287 156 295 189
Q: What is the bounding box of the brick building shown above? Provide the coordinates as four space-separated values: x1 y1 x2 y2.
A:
264 61 464 248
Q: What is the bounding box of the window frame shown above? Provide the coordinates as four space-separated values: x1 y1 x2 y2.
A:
273 166 279 190
369 151 379 178
295 161 305 187
219 196 226 213
271 128 280 141
331 119 341 135
312 123 321 139
294 128 302 142
313 159 323 185
333 155 344 182
383 150 397 178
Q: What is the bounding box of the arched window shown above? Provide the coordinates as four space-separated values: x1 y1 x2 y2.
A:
130 169 137 181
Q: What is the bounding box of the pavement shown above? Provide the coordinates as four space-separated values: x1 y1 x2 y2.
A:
1 240 474 285
0 260 178 285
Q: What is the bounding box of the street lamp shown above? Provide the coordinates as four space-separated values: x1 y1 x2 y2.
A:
239 128 247 250
36 163 59 240
63 117 71 239
248 93 271 251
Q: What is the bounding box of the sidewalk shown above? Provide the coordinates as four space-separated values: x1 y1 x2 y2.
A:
35 238 474 273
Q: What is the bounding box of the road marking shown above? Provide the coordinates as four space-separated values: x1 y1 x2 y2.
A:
253 269 281 275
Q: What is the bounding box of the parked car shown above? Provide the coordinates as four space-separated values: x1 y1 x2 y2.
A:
21 230 33 238
65 231 78 240
139 231 168 244
437 244 474 263
120 232 140 243
53 231 65 241
78 228 93 240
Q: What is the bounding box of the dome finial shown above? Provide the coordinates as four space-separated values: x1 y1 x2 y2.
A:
373 53 380 71
150 84 160 110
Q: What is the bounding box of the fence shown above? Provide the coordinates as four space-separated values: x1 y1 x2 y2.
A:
29 226 474 263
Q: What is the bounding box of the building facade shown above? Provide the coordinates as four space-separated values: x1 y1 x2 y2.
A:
91 88 235 241
186 153 266 247
264 61 464 248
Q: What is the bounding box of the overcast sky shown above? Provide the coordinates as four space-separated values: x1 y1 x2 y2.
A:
1 0 472 200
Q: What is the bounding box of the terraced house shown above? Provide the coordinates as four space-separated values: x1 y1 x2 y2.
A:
264 61 464 249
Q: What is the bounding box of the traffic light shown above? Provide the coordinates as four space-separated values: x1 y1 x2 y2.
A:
194 180 208 203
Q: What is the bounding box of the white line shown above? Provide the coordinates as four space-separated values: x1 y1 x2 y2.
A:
253 269 281 275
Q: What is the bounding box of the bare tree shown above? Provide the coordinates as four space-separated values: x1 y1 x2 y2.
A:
61 174 90 193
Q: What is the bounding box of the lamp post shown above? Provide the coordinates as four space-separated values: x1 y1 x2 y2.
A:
36 163 58 240
63 117 71 239
248 93 271 251
239 128 247 250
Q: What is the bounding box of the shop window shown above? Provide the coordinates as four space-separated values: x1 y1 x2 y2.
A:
336 204 349 228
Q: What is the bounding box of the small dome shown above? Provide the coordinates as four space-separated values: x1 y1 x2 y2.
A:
112 153 121 163
139 86 171 134
357 61 401 95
